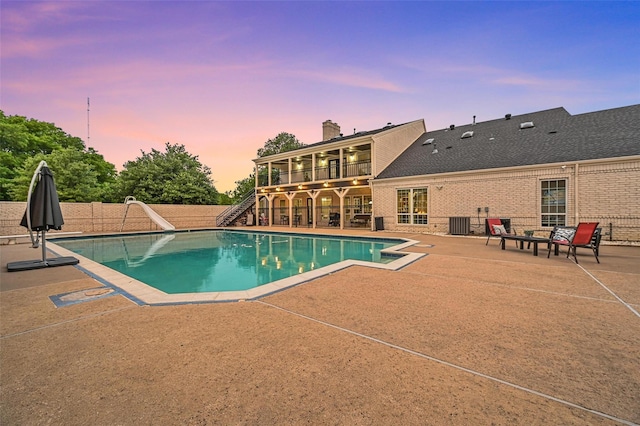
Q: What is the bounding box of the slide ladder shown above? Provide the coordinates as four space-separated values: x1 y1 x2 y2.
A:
121 196 176 231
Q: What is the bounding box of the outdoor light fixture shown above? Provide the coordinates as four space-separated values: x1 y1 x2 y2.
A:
298 184 303 189
352 179 358 184
323 181 328 187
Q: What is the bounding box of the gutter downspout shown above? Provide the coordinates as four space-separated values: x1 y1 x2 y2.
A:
574 162 579 225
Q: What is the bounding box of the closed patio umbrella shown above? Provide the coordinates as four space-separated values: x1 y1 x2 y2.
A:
19 164 64 233
7 161 78 272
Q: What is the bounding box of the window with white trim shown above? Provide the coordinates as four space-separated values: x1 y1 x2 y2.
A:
397 188 428 224
541 179 566 227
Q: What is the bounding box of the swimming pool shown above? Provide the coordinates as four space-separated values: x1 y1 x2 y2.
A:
50 230 424 304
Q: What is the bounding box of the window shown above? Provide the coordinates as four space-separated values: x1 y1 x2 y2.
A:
397 188 428 224
541 179 566 227
397 189 410 224
353 196 362 214
413 189 428 224
321 197 332 220
363 196 372 213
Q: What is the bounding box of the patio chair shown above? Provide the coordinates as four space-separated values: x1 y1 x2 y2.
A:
485 218 516 245
548 222 600 263
328 212 340 227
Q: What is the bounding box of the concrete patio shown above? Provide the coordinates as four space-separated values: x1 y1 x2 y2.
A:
1 230 639 425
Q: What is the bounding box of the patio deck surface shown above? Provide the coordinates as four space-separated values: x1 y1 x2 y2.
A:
1 229 639 425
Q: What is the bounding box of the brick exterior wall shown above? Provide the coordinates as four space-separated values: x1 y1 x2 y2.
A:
371 158 640 241
0 202 228 238
372 120 425 177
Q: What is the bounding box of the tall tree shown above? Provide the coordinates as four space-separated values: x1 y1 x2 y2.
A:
9 149 113 202
227 175 256 202
115 142 218 205
1 111 116 202
229 132 305 203
256 132 304 157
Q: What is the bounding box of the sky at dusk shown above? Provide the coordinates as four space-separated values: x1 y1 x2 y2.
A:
2 1 639 193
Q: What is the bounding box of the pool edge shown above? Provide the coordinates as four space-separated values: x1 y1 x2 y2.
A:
46 234 426 305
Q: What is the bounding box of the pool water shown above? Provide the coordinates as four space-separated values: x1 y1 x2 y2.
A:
54 230 402 294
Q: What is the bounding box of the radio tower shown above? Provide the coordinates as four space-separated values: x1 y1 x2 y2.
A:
87 97 90 143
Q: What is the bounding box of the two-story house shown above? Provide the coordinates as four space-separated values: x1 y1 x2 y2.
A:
252 119 425 229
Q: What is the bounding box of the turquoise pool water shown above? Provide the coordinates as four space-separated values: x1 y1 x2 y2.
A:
54 230 403 294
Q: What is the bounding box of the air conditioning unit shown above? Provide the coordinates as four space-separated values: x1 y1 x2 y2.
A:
449 217 470 235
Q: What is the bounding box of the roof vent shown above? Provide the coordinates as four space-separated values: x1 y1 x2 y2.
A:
519 121 534 129
449 124 455 130
461 131 474 139
505 114 512 120
422 138 435 146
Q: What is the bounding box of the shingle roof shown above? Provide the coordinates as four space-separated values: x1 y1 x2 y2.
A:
376 104 640 180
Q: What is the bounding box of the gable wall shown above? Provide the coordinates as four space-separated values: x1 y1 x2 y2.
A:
372 120 425 177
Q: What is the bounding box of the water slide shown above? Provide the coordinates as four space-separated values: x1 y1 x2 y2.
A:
123 196 176 231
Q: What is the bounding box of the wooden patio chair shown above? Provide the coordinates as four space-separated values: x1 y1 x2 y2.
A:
485 218 516 245
548 222 600 263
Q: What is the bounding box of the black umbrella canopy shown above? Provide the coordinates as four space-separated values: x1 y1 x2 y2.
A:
19 165 64 232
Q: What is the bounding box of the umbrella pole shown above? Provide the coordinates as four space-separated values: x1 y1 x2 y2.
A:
41 231 48 266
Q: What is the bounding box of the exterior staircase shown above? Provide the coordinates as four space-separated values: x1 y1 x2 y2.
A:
216 191 256 227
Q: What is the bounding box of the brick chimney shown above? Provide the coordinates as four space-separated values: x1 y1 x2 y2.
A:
322 120 341 141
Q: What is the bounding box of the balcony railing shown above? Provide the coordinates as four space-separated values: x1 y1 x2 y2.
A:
343 160 371 177
257 160 371 187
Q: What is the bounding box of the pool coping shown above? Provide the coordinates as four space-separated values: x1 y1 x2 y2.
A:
47 230 426 305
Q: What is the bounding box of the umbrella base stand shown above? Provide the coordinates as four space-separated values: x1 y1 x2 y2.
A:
7 256 79 272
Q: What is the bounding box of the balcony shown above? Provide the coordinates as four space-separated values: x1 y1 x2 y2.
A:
258 160 372 188
255 145 372 189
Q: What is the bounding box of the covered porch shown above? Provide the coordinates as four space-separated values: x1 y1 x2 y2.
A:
256 186 373 230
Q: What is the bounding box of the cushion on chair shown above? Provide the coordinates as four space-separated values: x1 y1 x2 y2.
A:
492 224 507 235
552 227 575 244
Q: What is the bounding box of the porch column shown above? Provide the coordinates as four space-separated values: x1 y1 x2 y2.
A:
288 158 292 186
339 148 344 179
312 153 316 182
285 192 296 228
266 193 276 227
333 188 350 229
307 190 320 229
